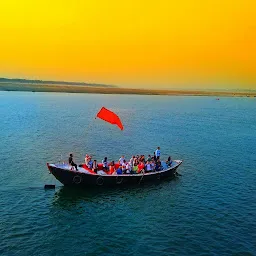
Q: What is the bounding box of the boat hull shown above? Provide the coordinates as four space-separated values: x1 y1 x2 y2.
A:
47 160 182 188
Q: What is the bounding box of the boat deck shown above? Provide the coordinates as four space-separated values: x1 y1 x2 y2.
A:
49 160 182 176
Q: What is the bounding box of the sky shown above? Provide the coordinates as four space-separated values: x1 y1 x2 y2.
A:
0 0 255 90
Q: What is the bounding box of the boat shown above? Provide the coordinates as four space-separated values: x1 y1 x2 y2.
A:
46 107 182 187
46 160 183 187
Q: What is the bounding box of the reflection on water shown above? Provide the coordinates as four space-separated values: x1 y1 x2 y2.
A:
52 177 181 208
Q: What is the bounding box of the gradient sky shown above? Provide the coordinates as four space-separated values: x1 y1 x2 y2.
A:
1 0 255 89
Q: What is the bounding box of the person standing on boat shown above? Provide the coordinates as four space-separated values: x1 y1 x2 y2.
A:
153 152 157 162
155 147 161 160
69 153 78 171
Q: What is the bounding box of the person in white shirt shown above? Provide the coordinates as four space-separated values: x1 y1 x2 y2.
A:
121 160 127 173
150 161 155 171
130 156 135 167
126 162 131 173
119 155 125 165
145 161 152 172
155 147 161 160
102 157 109 171
85 154 89 166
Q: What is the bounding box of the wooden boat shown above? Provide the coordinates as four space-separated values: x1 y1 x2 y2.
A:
46 160 182 187
46 108 183 187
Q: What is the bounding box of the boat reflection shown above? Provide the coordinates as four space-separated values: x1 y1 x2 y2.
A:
51 177 181 209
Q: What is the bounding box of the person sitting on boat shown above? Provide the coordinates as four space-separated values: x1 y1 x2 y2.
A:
92 160 98 173
166 156 172 167
87 158 93 169
130 156 135 167
150 160 155 171
133 163 138 174
140 155 145 163
69 153 78 171
109 161 116 175
85 154 89 166
155 161 162 172
121 160 127 173
155 147 161 160
119 155 125 165
147 155 152 162
126 161 131 174
145 161 152 173
102 157 109 172
134 159 139 167
116 166 122 175
138 161 145 173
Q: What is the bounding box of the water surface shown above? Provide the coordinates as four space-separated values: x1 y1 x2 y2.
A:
0 92 255 255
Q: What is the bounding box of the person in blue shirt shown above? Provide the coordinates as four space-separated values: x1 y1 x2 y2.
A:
155 147 161 160
116 166 122 175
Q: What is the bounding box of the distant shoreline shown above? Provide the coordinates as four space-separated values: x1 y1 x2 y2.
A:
0 77 116 88
0 83 256 97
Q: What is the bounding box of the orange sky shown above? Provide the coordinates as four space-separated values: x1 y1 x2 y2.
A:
0 0 255 89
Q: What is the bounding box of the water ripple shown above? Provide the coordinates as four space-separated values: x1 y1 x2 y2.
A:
0 93 255 255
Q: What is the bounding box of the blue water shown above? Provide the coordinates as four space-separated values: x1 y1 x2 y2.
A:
0 91 255 256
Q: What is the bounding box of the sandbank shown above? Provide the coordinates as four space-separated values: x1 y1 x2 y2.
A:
0 83 255 97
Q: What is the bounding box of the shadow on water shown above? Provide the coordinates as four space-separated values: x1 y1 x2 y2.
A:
52 176 182 208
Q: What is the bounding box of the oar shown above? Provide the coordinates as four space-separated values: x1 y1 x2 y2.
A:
139 169 145 184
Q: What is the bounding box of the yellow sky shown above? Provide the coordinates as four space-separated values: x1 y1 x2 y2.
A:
0 0 255 89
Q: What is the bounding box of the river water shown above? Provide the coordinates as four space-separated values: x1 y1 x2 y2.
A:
0 92 255 255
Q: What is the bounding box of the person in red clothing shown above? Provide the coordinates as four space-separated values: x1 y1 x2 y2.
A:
109 161 116 175
138 161 145 173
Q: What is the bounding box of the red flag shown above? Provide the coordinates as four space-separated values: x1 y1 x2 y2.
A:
96 107 124 130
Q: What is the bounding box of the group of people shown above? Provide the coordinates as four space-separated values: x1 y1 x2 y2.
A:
69 147 173 175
